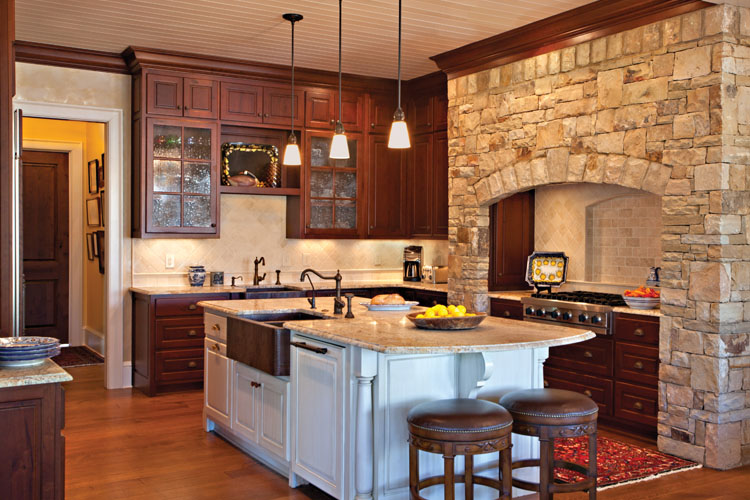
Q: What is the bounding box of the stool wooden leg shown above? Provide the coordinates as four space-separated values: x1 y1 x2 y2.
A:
464 455 474 500
588 432 597 500
500 446 512 500
409 442 419 500
539 438 554 500
444 455 455 500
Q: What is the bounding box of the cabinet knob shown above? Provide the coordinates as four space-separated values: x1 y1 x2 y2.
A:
211 343 221 352
427 122 432 127
370 122 375 128
583 351 593 358
633 401 644 411
212 324 221 331
543 379 549 387
184 106 189 110
330 119 335 124
258 112 262 116
264 113 269 117
583 390 593 397
188 304 197 310
211 223 217 228
177 105 181 110
188 361 197 368
633 328 645 337
634 361 644 370
188 329 197 337
503 310 511 317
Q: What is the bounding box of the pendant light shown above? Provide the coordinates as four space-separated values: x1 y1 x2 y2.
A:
388 0 410 149
282 13 303 166
329 0 350 159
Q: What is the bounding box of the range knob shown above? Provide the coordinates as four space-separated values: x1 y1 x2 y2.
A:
525 307 535 315
578 313 589 322
535 308 546 317
550 310 561 319
592 315 603 325
562 312 572 320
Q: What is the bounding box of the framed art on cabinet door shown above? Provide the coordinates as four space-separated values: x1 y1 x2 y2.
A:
86 197 101 227
88 159 99 193
86 233 95 260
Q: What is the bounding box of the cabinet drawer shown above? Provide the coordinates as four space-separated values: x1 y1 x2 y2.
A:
544 366 613 416
155 348 204 383
615 314 659 346
155 317 204 349
615 342 658 387
155 294 228 317
490 299 523 320
205 313 228 342
546 336 613 377
614 381 657 427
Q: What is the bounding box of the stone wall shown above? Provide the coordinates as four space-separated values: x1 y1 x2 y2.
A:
447 4 750 468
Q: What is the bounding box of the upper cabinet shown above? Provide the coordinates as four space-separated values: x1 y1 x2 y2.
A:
219 81 304 128
367 134 407 238
146 73 219 119
305 90 364 132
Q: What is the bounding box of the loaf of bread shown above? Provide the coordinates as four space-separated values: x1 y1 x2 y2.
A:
371 294 406 305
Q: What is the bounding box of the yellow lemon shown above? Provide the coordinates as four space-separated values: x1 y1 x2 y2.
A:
457 305 466 313
425 310 436 318
416 313 425 319
454 311 465 317
447 305 457 314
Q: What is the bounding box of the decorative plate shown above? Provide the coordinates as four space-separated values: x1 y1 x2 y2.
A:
0 357 52 368
361 301 419 311
0 336 60 349
0 347 60 360
525 252 569 288
405 312 487 330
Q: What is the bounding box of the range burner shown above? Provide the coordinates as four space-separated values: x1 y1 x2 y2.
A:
530 291 626 307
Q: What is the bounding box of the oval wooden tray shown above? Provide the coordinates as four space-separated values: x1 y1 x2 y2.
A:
405 312 487 330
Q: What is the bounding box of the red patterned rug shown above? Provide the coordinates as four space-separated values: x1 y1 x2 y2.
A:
554 436 701 489
52 346 104 368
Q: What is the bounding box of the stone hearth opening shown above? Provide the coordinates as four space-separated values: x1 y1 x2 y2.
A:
447 4 750 469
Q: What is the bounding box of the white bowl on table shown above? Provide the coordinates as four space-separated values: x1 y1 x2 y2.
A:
622 296 660 310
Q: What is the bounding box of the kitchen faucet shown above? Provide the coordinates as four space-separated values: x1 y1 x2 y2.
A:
231 276 243 287
253 257 266 286
300 268 344 315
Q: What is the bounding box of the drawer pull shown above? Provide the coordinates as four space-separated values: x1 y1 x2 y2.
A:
583 351 593 358
633 328 645 337
633 401 644 411
188 304 198 311
212 324 221 331
188 329 198 337
503 310 511 317
251 381 261 388
188 361 197 368
543 379 549 387
211 343 221 352
634 361 644 370
583 390 593 397
291 341 328 355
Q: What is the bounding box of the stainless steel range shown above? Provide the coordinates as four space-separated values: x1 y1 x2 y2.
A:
521 291 627 336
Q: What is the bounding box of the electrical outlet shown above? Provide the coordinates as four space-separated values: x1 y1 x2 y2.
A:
165 254 175 269
302 253 311 266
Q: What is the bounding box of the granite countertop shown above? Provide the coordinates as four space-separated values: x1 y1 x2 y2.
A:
0 359 73 388
198 297 595 355
130 281 449 296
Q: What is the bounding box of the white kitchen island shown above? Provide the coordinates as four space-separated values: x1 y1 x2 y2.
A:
198 297 594 500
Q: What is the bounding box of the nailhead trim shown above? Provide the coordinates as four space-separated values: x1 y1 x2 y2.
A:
508 408 598 418
409 421 512 434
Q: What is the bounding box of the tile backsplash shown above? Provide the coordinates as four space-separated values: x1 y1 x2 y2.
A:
132 195 449 286
534 183 661 286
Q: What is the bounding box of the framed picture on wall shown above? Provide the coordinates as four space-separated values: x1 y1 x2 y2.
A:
99 191 105 228
86 197 101 227
92 232 99 257
96 230 105 274
88 159 99 194
86 233 95 261
97 153 105 189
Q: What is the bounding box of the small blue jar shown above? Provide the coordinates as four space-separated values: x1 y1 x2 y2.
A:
187 266 206 287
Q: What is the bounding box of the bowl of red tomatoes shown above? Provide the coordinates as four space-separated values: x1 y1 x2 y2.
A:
623 286 660 309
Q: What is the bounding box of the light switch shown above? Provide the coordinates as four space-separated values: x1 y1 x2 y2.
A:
165 254 175 269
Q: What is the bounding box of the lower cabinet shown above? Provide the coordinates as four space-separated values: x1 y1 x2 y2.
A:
290 334 346 499
204 337 232 428
489 298 524 320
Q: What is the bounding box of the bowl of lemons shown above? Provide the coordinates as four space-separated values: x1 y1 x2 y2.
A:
406 304 487 330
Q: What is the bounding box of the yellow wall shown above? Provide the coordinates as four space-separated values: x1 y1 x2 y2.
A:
23 117 107 339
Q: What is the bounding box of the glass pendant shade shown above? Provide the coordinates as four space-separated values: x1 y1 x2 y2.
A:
283 142 301 166
388 119 410 149
330 129 350 159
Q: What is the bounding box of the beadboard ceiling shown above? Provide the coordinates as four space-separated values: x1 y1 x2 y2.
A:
14 0 590 79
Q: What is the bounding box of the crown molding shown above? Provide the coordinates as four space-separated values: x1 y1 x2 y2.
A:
14 40 129 74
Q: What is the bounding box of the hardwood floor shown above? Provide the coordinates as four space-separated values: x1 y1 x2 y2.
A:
63 366 750 500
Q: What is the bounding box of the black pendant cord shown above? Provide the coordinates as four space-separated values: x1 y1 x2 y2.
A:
397 0 402 113
291 18 296 137
337 0 343 130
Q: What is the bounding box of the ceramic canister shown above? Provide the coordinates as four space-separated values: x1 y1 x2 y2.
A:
211 271 224 286
188 266 206 287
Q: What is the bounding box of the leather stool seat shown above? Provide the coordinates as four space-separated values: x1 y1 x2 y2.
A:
499 389 599 500
407 398 513 500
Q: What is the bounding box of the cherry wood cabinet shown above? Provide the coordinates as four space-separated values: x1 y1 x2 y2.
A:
410 94 448 135
366 134 407 238
0 382 66 499
489 191 535 290
304 89 364 132
368 93 396 134
489 298 524 320
263 86 305 127
220 82 304 128
147 72 219 119
409 131 448 238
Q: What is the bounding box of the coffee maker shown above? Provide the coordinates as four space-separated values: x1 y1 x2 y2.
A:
403 246 423 282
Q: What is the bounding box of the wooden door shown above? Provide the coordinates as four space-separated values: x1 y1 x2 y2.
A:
305 90 335 129
340 91 365 132
489 191 535 290
432 131 449 236
411 95 434 135
433 94 448 130
409 133 433 237
220 82 262 124
368 93 395 135
367 134 406 237
22 151 69 343
146 73 183 116
263 87 304 127
184 77 218 119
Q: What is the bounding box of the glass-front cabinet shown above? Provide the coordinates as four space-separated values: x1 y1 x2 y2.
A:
145 118 219 236
303 130 363 237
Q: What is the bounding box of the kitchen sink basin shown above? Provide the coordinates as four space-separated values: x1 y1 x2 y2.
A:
227 311 331 376
243 287 306 299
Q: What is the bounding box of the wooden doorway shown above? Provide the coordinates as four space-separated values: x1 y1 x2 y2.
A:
22 150 70 343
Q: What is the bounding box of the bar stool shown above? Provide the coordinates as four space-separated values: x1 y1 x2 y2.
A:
499 388 598 500
407 398 513 500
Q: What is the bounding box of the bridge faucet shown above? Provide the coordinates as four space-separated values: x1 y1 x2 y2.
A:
253 257 266 286
300 268 344 315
